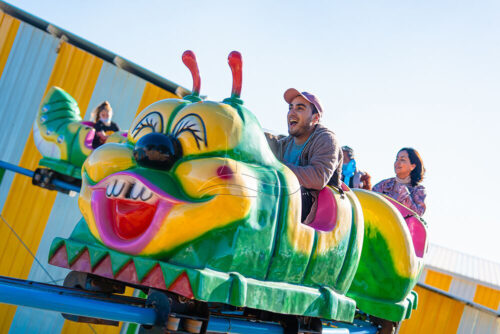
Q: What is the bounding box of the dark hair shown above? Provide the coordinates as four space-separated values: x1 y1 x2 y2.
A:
310 103 318 115
399 147 425 186
342 146 354 159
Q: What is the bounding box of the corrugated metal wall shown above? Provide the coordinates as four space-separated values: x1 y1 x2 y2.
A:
399 285 465 333
0 11 19 78
0 9 181 333
424 269 453 291
474 285 500 311
457 306 500 334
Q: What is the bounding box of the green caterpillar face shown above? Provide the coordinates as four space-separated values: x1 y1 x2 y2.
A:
79 97 300 258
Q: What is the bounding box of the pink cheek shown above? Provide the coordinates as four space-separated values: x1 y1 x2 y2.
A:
217 165 233 180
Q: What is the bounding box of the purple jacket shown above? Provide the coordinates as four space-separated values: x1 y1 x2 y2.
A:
373 177 426 216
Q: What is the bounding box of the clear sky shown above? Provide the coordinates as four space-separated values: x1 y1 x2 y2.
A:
7 0 500 263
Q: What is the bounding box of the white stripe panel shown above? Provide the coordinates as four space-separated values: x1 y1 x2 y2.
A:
418 268 427 284
449 277 478 302
0 22 58 212
10 193 81 334
457 305 500 334
85 61 147 130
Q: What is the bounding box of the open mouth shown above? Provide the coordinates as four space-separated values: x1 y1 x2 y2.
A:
89 172 183 254
288 119 298 127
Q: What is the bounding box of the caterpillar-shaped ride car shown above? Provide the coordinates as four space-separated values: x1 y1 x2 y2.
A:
33 88 126 179
45 51 428 332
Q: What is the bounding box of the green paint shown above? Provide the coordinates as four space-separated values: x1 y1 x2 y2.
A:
0 167 5 187
347 223 418 321
47 85 426 324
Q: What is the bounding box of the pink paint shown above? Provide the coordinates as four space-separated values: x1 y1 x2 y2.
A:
307 187 338 232
384 196 427 258
70 249 92 272
89 172 184 254
49 245 69 268
116 261 139 285
84 128 96 150
168 272 194 299
217 165 233 180
141 265 167 290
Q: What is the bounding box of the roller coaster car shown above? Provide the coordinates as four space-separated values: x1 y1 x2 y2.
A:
33 85 127 188
47 51 428 333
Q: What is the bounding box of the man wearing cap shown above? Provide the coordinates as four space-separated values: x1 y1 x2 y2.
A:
266 88 343 224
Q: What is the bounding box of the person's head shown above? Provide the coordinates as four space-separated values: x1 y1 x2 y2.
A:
91 101 113 124
394 147 425 186
284 89 323 144
342 146 354 164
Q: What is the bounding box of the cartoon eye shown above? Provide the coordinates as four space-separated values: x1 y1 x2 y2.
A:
172 114 207 149
131 112 164 138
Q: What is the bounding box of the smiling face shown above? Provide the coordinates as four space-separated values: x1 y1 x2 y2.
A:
287 96 319 144
79 98 284 257
394 150 415 179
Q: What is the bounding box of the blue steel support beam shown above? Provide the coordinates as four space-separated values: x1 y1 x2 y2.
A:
0 276 156 325
0 160 81 193
0 275 376 333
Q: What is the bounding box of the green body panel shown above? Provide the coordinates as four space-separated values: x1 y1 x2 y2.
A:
34 87 126 179
45 80 427 324
347 223 419 321
50 220 356 322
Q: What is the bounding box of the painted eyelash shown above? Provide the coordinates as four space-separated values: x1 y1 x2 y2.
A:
131 112 164 138
172 114 207 149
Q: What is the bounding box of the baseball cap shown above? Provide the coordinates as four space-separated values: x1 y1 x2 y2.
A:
284 88 323 116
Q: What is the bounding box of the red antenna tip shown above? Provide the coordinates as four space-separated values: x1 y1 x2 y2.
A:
182 50 201 96
228 51 242 98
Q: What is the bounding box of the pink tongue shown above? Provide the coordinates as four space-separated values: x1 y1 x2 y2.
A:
111 199 157 240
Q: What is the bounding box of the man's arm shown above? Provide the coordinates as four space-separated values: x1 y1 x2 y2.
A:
264 132 284 157
285 132 340 190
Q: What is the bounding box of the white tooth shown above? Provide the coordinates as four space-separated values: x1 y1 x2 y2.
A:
141 188 153 201
106 182 114 196
130 183 142 199
113 180 125 196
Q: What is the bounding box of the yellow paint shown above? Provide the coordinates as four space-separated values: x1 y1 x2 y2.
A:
0 42 102 329
142 158 254 255
135 82 180 117
127 99 187 144
281 167 315 255
0 13 20 79
83 143 136 183
168 102 243 157
473 284 500 310
399 285 464 334
424 269 452 292
353 189 419 279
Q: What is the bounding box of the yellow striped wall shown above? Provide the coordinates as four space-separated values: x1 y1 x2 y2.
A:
400 268 500 333
135 81 179 116
421 268 500 311
0 23 182 333
0 12 19 79
0 42 103 332
424 269 453 291
399 285 465 333
474 285 500 311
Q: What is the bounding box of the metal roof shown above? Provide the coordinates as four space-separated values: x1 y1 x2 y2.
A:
0 0 190 97
425 243 500 289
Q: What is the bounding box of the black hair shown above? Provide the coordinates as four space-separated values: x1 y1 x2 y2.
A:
399 147 425 186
